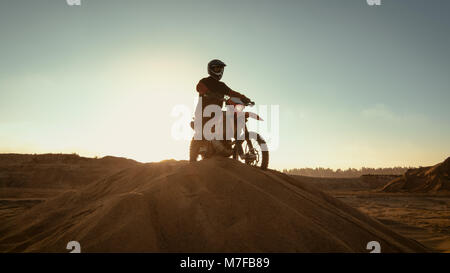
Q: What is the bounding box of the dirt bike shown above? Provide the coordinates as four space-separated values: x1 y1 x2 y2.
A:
189 95 269 170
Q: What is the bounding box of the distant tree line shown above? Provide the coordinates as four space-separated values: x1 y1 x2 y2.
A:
282 166 411 178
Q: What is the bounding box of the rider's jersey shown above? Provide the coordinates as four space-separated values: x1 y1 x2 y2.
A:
196 76 245 111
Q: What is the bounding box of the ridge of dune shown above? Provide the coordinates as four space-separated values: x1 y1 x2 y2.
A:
382 157 450 193
0 157 427 252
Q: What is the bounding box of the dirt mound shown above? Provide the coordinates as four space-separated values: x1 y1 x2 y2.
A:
0 153 139 189
0 157 426 252
382 157 450 193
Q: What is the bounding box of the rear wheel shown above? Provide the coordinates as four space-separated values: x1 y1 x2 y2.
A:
233 132 269 170
189 139 201 162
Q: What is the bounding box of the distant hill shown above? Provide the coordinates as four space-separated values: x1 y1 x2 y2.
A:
289 174 399 193
0 153 139 189
382 157 450 193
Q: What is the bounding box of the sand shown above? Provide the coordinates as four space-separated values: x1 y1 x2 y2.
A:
292 174 450 252
0 154 426 252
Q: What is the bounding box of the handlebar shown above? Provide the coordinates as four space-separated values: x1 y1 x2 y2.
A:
203 93 255 107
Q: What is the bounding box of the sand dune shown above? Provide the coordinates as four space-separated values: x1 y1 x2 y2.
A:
382 157 450 193
0 155 426 252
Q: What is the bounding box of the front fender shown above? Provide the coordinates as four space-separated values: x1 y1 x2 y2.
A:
244 112 264 121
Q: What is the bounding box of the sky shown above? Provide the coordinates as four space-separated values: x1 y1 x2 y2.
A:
0 0 449 170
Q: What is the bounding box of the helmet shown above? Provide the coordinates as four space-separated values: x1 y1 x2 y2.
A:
207 59 226 80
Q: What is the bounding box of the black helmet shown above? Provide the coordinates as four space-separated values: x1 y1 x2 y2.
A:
207 59 226 80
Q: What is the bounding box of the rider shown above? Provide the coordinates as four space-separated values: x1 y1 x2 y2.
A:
196 59 251 114
195 59 252 154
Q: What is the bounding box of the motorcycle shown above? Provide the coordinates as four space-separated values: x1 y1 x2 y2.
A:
189 95 269 170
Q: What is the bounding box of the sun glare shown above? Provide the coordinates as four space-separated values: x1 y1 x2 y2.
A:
77 53 200 162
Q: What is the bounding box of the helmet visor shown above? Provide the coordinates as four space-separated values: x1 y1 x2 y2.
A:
211 66 224 73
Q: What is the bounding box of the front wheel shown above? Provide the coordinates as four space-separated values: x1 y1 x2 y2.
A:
233 132 269 170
